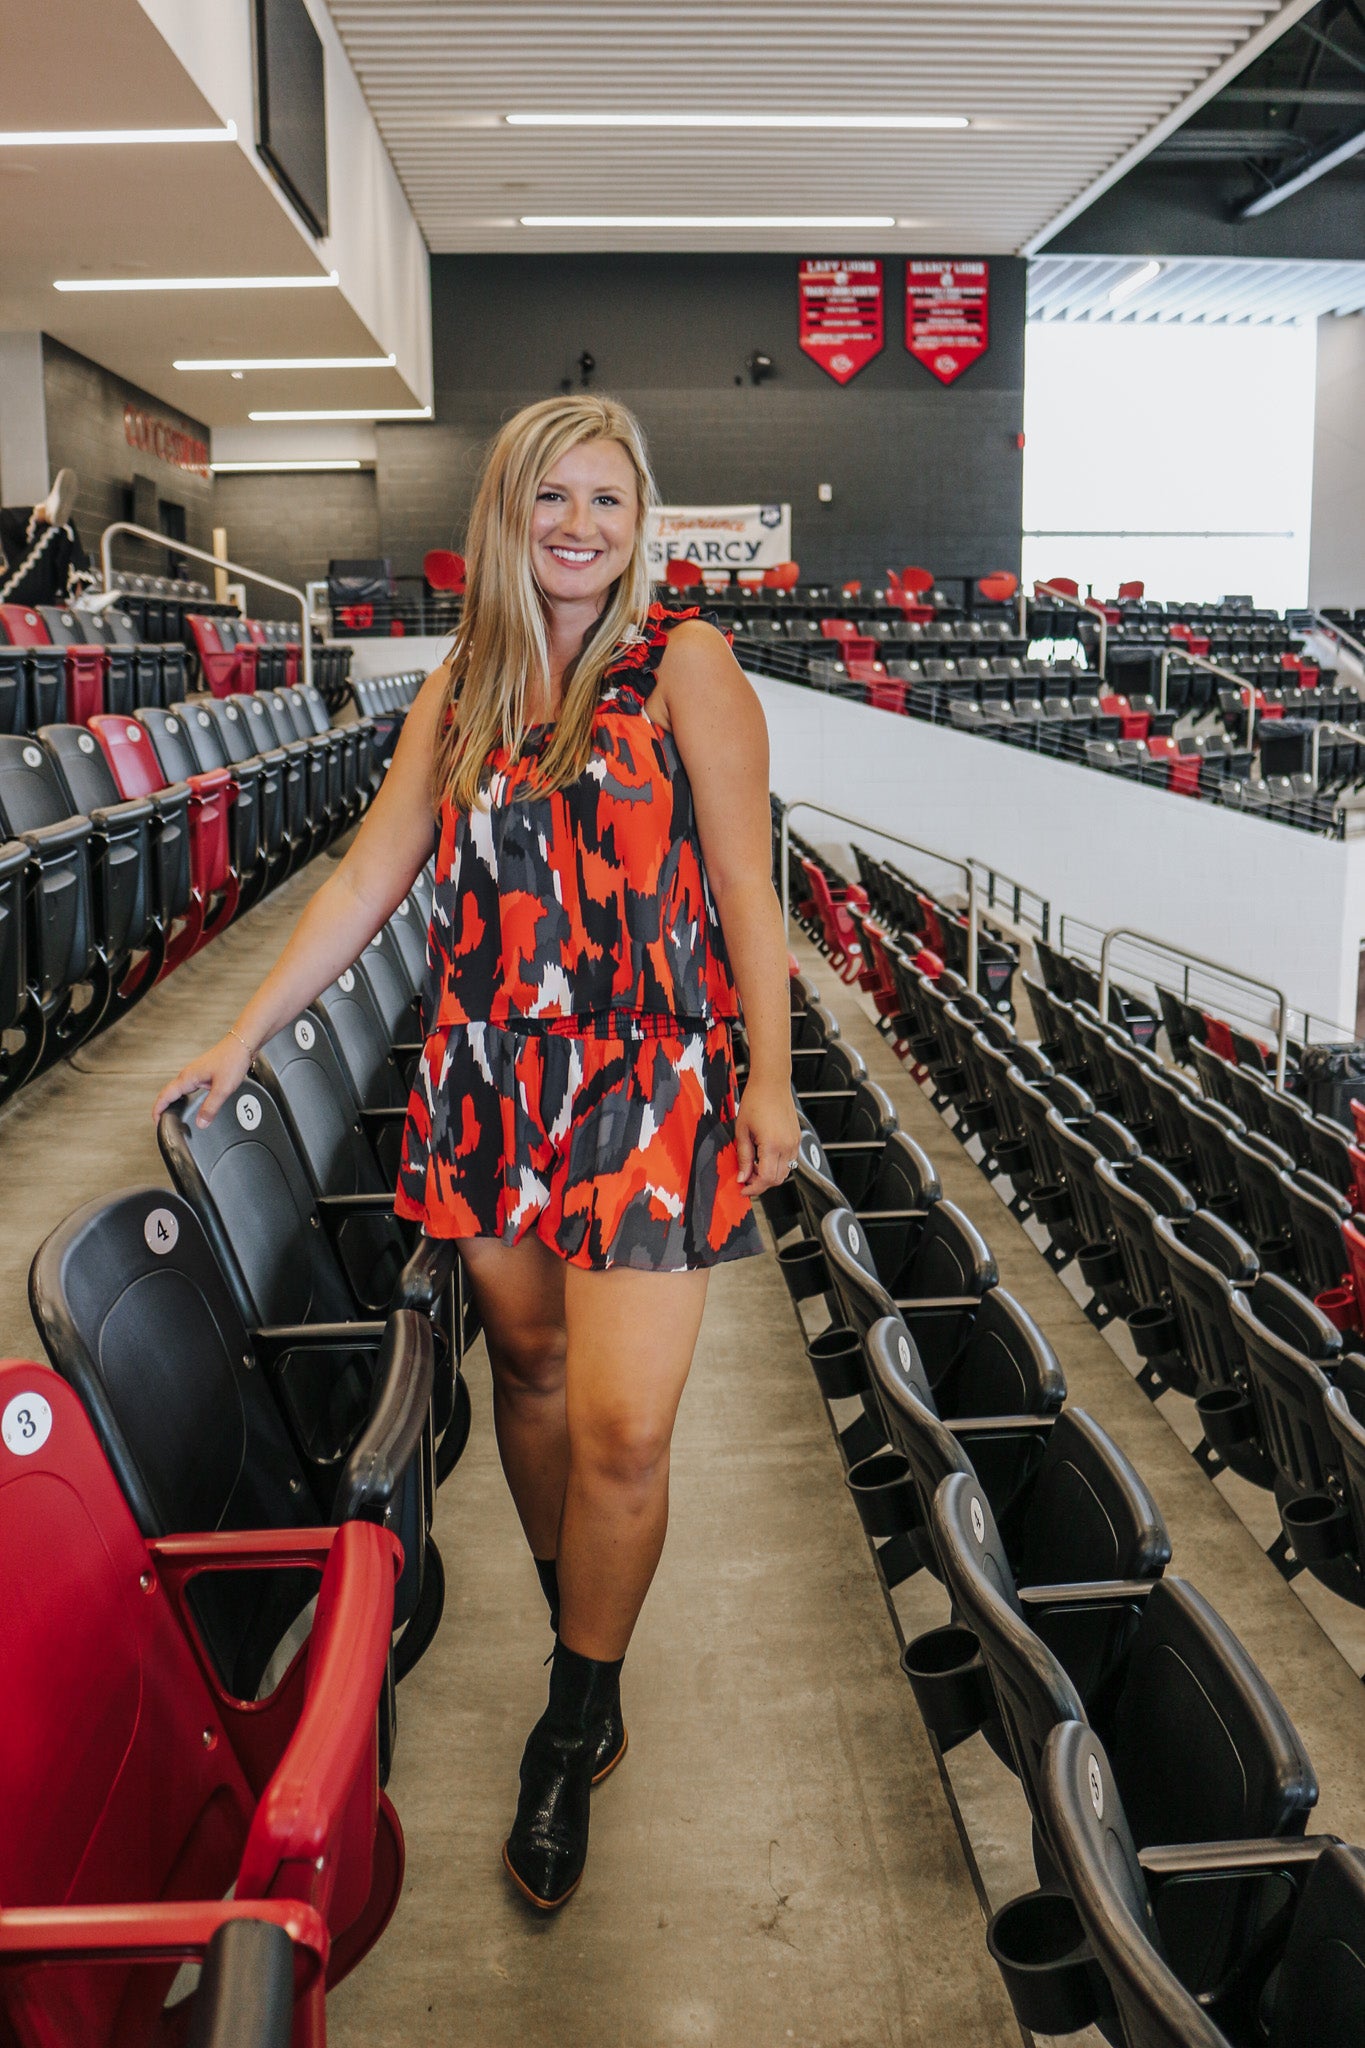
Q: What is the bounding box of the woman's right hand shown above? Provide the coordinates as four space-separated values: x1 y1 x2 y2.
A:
153 1032 255 1128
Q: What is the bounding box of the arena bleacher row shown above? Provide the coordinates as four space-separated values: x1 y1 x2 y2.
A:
0 645 423 1114
6 825 477 2044
772 807 1365 2042
718 573 1362 838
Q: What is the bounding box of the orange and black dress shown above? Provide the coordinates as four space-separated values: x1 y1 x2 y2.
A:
394 603 763 1271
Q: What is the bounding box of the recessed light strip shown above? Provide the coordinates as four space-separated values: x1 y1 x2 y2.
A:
54 271 339 293
247 407 432 422
506 112 968 131
176 354 397 371
520 214 897 228
1106 259 1163 306
211 460 365 474
0 123 237 146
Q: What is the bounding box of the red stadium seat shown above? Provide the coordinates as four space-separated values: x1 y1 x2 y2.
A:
664 560 703 591
37 608 106 725
1038 574 1079 597
89 714 238 967
900 567 934 596
1116 579 1145 601
0 1358 401 2047
977 571 1018 605
798 857 868 983
0 604 67 725
423 548 466 593
188 615 251 698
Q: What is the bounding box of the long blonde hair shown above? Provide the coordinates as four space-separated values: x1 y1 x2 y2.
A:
435 395 657 808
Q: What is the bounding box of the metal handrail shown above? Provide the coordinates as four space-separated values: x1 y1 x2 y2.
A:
1310 719 1364 786
1098 926 1290 1089
1310 608 1365 668
971 856 1051 940
779 799 979 991
1158 646 1257 720
1033 581 1109 677
99 522 312 690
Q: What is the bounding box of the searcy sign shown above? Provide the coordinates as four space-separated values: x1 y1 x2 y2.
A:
646 504 792 572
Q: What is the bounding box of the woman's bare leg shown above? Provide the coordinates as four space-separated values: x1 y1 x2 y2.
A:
458 1233 569 1561
556 1263 710 1661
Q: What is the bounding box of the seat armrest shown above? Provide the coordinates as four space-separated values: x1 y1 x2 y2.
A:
317 1192 401 1216
89 795 155 833
1138 1836 1338 1887
395 1233 459 1314
820 1138 884 1157
949 1414 1057 1445
20 814 93 857
1017 1576 1156 1613
894 1294 989 1314
0 1900 328 1990
148 1527 339 1572
857 1206 931 1225
250 1320 387 1366
331 1309 434 1524
360 1106 410 1125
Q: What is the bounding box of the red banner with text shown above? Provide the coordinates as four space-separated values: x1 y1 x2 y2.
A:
798 258 884 385
905 260 989 385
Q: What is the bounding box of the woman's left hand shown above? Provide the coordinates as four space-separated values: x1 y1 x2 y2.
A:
733 1078 802 1197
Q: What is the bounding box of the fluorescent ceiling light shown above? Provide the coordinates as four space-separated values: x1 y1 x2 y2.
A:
520 214 897 228
54 270 339 293
247 407 432 421
1107 259 1163 306
211 459 364 474
0 122 237 146
506 112 968 131
176 354 397 371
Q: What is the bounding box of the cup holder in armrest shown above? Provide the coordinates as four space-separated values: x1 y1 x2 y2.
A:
1127 1303 1179 1362
1195 1386 1273 1487
986 1888 1099 2036
807 1326 868 1400
900 1622 994 1752
760 1179 802 1235
1316 1284 1358 1335
777 1235 830 1302
1029 1182 1072 1230
1281 1491 1351 1568
1077 1240 1123 1294
846 1450 920 1540
993 1136 1031 1180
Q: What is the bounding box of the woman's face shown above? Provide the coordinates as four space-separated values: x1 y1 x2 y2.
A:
530 437 639 610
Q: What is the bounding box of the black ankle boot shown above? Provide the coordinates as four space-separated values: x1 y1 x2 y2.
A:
532 1559 628 1786
503 1641 625 1910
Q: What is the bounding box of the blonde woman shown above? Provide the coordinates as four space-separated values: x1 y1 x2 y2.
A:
155 394 799 1911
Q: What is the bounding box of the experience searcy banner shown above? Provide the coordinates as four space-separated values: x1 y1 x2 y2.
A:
798 258 885 385
905 260 990 385
646 505 793 573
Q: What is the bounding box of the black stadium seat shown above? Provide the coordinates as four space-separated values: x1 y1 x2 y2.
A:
28 1185 433 1700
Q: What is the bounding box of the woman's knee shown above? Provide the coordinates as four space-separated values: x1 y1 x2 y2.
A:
489 1323 567 1402
573 1404 674 1494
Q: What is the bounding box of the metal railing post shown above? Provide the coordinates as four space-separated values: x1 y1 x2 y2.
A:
1034 581 1109 678
779 798 980 993
1099 925 1290 1090
100 522 314 691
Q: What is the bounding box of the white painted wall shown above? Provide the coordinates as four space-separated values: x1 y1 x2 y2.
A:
137 0 432 408
753 672 1365 1038
1309 314 1365 612
0 333 50 504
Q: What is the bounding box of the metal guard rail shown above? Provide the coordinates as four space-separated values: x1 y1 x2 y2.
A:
1097 927 1291 1090
1033 582 1109 678
779 798 979 992
100 523 313 691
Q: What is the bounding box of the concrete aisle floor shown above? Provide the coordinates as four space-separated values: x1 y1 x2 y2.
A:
0 869 1025 2048
799 938 1365 1866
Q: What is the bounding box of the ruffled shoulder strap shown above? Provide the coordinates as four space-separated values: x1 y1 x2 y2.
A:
605 600 732 701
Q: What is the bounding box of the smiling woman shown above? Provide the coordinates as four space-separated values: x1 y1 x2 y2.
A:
154 389 798 1920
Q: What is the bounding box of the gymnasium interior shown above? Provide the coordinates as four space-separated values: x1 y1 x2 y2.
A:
7 3 1365 2044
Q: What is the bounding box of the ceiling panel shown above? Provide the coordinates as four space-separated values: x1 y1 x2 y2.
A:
1028 252 1365 321
328 0 1303 253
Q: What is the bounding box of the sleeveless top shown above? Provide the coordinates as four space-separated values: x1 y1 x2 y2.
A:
422 602 741 1031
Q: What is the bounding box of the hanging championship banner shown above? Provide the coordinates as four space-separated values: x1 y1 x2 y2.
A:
905 260 990 385
798 258 884 385
646 504 791 574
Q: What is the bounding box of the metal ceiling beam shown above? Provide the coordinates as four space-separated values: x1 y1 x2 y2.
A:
1020 0 1326 254
1237 118 1365 212
1220 84 1365 101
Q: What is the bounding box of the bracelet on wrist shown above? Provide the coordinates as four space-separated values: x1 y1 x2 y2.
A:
228 1026 256 1058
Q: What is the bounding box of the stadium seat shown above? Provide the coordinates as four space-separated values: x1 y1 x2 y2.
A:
39 721 166 1014
991 1722 1362 2047
0 603 66 725
0 735 103 1062
0 1357 401 2047
188 613 252 696
28 1184 433 1698
36 605 106 724
90 714 237 966
933 1472 1316 1896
